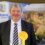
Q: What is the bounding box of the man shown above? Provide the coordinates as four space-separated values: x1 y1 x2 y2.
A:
0 3 36 45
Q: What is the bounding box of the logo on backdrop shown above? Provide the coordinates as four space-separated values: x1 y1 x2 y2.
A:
0 4 6 12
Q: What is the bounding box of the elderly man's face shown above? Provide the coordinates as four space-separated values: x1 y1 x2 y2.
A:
10 6 22 22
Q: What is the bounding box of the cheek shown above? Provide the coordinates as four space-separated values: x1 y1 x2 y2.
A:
11 11 21 17
12 13 21 18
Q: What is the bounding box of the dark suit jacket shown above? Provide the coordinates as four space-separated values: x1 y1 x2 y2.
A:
0 20 37 45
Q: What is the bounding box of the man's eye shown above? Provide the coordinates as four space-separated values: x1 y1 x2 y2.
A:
12 10 15 12
17 10 20 12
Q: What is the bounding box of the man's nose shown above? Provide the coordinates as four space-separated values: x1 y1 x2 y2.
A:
14 11 18 14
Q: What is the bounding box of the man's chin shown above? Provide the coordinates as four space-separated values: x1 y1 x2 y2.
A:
13 18 19 21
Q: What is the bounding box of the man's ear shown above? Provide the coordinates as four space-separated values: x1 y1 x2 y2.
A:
9 8 11 14
21 12 23 16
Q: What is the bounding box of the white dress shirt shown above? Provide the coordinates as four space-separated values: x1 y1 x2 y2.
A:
10 19 22 45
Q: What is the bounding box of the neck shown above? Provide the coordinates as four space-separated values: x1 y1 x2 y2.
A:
11 18 21 23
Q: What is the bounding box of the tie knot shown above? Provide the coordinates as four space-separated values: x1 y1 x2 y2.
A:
14 23 17 28
14 23 17 25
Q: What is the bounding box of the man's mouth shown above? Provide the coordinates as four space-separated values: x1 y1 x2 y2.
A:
13 14 19 17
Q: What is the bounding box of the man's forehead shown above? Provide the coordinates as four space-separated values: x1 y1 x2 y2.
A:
10 4 22 12
11 6 21 9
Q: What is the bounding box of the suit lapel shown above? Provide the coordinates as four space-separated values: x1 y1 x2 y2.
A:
21 20 26 31
4 20 11 45
7 20 11 45
21 20 30 45
21 20 28 45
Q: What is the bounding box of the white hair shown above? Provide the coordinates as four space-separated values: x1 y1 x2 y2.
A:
9 3 22 12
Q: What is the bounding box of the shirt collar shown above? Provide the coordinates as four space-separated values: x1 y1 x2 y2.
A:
11 19 21 25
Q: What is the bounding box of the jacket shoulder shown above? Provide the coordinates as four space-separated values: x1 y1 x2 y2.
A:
22 20 33 26
0 20 10 27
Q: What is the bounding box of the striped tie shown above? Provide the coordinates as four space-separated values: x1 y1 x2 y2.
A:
13 23 18 45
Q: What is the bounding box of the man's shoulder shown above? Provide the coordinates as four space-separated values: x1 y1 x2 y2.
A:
0 20 10 25
21 20 33 26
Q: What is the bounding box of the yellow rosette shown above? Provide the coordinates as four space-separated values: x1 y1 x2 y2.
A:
19 31 28 45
